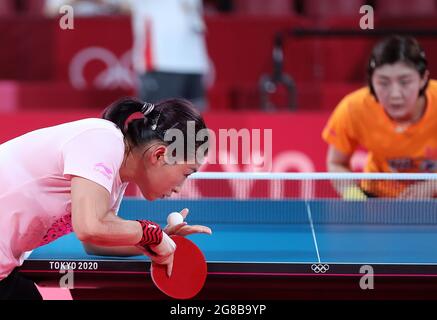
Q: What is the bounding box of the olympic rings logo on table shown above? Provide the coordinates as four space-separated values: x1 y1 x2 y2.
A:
311 263 330 273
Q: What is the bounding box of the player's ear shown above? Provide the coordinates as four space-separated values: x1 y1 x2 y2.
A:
420 70 430 90
151 145 167 165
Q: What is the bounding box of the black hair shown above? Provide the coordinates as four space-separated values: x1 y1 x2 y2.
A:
102 97 208 161
367 35 429 97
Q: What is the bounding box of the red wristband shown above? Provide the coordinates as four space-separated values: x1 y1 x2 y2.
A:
136 220 163 247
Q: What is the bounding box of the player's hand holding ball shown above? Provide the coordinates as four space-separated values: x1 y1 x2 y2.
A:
398 181 437 199
164 208 212 236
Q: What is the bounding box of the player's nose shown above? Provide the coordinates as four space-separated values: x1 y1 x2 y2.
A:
389 83 403 99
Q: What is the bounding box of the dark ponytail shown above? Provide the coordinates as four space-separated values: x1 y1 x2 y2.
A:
102 97 208 159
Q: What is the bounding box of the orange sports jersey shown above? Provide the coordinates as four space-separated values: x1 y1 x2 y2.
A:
322 79 437 197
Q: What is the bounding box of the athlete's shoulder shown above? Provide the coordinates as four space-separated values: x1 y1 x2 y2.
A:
339 86 374 108
424 79 437 117
331 86 375 117
426 79 437 96
427 79 437 88
68 118 123 137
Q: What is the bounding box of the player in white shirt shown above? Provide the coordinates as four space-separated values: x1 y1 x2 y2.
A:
0 97 211 299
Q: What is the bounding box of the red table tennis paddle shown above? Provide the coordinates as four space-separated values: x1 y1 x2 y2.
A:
150 235 207 299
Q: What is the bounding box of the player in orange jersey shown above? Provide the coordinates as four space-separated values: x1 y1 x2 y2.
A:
322 35 437 198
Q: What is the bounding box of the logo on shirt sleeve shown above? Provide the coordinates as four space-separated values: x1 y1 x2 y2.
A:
94 162 113 180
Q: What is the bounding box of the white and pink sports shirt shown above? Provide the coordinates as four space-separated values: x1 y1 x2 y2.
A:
0 118 128 280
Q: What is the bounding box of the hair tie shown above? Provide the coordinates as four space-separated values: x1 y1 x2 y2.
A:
420 50 426 59
151 110 161 131
141 102 154 116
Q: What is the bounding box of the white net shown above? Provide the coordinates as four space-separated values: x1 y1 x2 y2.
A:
171 172 437 200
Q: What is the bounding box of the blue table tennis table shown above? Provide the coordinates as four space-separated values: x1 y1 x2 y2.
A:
20 198 437 299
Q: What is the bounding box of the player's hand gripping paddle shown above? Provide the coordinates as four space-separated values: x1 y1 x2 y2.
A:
151 235 207 299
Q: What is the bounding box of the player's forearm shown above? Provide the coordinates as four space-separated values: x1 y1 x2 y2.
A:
327 162 354 193
83 242 146 257
326 161 368 199
327 161 351 173
75 211 143 247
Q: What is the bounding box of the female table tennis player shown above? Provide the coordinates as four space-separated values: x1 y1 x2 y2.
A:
322 35 437 198
0 97 211 300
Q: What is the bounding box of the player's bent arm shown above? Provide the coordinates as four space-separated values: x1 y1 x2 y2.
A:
326 145 352 173
326 145 367 199
82 242 146 257
71 176 143 246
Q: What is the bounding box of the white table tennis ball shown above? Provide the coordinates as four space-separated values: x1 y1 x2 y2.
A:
167 212 184 226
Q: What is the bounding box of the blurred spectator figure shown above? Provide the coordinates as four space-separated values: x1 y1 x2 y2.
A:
44 0 117 16
115 0 210 112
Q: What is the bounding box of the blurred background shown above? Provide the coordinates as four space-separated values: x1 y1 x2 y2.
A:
0 0 437 179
